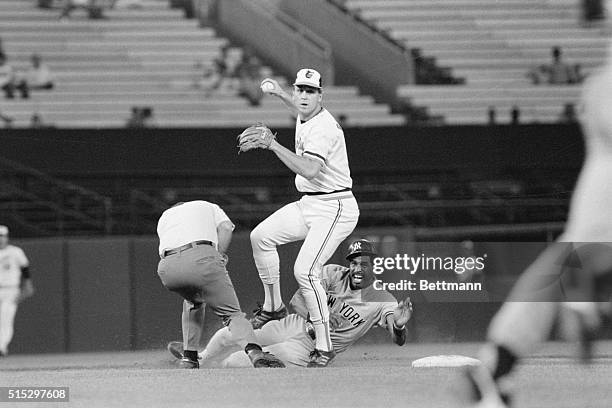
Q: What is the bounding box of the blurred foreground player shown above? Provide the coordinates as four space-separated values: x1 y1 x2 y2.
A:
167 239 412 368
465 48 612 407
156 200 284 368
0 225 34 356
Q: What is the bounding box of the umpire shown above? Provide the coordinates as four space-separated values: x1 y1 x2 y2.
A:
156 200 284 369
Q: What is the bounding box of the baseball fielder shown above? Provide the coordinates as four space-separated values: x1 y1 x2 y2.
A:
156 200 284 368
0 225 34 356
236 68 360 367
167 240 412 368
465 46 612 407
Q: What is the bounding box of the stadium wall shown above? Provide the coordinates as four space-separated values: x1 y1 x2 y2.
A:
11 231 600 355
0 124 584 178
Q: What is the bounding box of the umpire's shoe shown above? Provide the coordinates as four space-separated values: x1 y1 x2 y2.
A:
307 349 336 368
248 350 286 368
250 304 288 329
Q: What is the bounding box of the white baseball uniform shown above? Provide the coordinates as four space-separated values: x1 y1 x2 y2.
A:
487 62 612 356
250 108 359 352
0 244 29 355
202 264 397 367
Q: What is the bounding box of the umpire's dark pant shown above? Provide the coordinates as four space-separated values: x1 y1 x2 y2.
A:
157 245 250 351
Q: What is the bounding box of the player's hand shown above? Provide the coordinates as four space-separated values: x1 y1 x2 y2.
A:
329 312 344 331
18 280 34 303
219 252 229 267
393 297 413 328
260 78 283 96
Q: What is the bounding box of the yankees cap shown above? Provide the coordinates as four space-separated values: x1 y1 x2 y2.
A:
346 239 377 260
294 68 322 89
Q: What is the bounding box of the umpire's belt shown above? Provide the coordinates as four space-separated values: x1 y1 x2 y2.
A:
162 240 213 258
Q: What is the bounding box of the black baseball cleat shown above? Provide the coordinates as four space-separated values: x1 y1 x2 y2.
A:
307 349 336 368
167 341 184 360
250 303 288 329
249 350 286 368
178 357 199 369
464 365 511 408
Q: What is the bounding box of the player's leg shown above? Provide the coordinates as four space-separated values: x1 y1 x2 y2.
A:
250 201 308 321
201 315 297 365
157 256 207 368
296 197 358 362
197 249 285 367
0 288 19 356
466 244 570 405
180 298 205 368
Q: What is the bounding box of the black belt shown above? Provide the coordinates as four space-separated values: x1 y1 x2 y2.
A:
303 188 351 196
162 240 213 258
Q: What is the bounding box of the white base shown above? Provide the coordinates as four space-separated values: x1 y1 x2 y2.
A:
411 355 481 368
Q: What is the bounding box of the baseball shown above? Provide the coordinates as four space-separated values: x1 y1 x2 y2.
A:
261 80 275 92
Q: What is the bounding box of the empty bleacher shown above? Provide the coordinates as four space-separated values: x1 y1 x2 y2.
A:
0 0 405 127
345 0 609 124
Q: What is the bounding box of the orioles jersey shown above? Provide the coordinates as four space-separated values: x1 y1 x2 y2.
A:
0 245 29 287
294 109 352 193
292 264 398 353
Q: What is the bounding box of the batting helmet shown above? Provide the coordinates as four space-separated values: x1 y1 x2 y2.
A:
346 239 377 260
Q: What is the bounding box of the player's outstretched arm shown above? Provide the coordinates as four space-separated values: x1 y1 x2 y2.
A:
260 78 299 118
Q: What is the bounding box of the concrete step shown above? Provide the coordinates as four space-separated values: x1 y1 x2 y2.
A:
347 0 571 8
398 85 582 98
361 10 576 21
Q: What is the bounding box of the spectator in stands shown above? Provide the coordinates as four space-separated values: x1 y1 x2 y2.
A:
191 61 222 96
582 0 606 24
0 54 28 99
510 105 520 125
212 45 236 91
29 112 55 129
0 108 13 128
548 47 579 84
126 106 155 128
527 47 581 85
559 103 579 124
24 54 55 91
235 50 264 106
59 0 106 20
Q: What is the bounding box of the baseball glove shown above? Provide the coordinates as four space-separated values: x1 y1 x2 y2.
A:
237 123 276 154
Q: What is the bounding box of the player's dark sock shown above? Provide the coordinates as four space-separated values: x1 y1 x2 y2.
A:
184 350 198 362
244 343 263 354
492 344 518 380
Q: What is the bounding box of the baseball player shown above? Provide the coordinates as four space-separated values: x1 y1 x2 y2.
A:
465 46 612 408
167 239 412 368
0 225 34 356
236 68 360 367
156 200 284 368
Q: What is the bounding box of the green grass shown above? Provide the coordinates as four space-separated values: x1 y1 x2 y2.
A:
2 341 611 408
